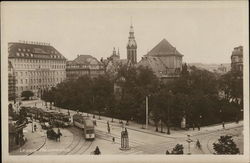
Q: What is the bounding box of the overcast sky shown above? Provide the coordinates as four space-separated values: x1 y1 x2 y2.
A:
2 1 248 64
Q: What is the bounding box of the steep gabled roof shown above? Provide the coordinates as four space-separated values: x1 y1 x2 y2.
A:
147 39 183 56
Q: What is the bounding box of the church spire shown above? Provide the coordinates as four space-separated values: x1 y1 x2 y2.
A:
127 20 137 64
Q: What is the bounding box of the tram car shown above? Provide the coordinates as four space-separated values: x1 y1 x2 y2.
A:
73 114 95 140
53 112 71 128
42 110 57 122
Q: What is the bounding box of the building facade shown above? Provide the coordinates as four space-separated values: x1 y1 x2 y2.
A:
8 41 66 98
66 55 104 80
137 38 183 81
231 46 243 73
127 24 137 64
8 61 16 101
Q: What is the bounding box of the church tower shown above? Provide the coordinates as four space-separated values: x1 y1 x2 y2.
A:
127 23 137 64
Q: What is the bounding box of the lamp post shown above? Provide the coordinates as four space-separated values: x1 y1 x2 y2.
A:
145 96 149 129
167 90 172 135
219 109 224 129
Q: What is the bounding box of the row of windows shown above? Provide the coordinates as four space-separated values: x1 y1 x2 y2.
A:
16 78 64 84
16 51 62 59
67 65 103 69
232 56 243 63
15 71 65 76
16 84 56 92
12 58 65 64
14 63 65 69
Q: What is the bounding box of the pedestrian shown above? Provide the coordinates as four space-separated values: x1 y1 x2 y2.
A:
196 139 201 149
166 150 170 154
222 121 225 129
108 126 110 133
121 121 125 131
197 123 200 131
34 124 37 132
192 123 195 130
57 128 61 141
112 137 115 143
94 146 101 155
125 128 128 135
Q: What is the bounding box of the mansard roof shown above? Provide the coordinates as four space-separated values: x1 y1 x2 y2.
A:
8 42 66 60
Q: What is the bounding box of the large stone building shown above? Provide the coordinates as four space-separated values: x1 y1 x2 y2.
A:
8 61 16 101
8 41 67 98
66 54 104 80
231 46 243 73
137 38 183 81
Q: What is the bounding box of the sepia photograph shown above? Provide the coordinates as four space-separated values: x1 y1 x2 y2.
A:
1 1 249 163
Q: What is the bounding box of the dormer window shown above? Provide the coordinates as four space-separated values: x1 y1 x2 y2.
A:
23 49 26 52
21 53 24 57
18 48 21 51
27 49 30 52
16 52 20 56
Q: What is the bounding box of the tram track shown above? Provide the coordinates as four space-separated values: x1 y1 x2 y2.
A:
63 127 94 155
27 135 47 156
63 127 83 155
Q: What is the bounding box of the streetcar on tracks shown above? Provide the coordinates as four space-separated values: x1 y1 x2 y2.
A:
53 112 71 128
73 113 95 140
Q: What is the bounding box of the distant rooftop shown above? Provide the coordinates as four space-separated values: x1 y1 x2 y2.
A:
147 39 183 57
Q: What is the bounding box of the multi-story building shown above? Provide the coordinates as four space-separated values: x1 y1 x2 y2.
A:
137 38 183 81
8 61 16 101
231 46 243 73
66 54 104 80
8 41 67 98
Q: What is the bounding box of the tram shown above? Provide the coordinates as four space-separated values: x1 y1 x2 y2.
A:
53 112 71 127
73 114 95 140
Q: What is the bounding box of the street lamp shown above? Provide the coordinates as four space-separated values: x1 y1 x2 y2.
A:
219 109 224 129
167 90 172 135
145 95 149 129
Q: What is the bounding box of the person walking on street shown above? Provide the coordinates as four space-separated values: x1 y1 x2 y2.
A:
94 146 101 155
112 137 115 143
34 124 37 132
57 128 61 141
107 126 110 133
196 139 201 149
222 121 225 129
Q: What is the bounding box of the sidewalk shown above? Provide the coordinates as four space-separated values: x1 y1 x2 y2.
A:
10 121 46 155
24 99 243 139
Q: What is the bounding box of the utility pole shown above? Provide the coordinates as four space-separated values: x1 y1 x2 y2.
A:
145 96 148 129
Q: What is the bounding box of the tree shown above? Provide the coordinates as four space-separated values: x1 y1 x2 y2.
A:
21 90 34 100
213 135 240 154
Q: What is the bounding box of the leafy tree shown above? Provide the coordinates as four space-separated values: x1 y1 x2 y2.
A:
21 90 34 100
213 135 240 154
